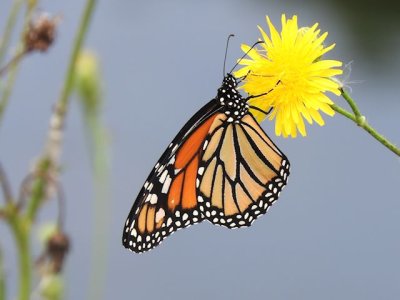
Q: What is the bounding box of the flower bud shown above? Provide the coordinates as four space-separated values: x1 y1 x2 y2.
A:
38 274 64 300
74 50 102 114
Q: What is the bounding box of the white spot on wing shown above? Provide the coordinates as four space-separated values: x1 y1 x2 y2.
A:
149 194 158 204
161 175 172 194
155 208 165 223
167 218 173 227
198 167 205 175
145 194 151 203
202 140 209 150
159 169 168 183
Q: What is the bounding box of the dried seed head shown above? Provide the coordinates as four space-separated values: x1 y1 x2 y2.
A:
25 14 59 53
46 231 70 273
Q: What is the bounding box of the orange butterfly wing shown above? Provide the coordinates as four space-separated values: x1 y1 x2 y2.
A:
122 111 218 253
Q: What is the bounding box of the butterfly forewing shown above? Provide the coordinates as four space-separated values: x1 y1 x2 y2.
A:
122 104 220 252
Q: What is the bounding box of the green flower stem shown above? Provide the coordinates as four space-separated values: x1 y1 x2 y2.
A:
0 2 37 126
0 162 13 204
26 158 51 221
86 112 110 300
27 0 97 221
331 100 400 157
0 59 19 125
0 0 24 66
57 0 97 115
340 88 362 118
0 50 27 77
8 210 31 300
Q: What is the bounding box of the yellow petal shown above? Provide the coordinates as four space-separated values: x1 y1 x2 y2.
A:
309 109 325 126
266 16 282 49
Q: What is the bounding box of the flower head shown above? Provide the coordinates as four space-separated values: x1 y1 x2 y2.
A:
234 15 342 138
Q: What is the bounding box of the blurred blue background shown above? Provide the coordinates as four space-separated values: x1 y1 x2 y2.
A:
1 0 400 299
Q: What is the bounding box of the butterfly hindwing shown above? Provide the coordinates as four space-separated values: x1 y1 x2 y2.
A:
198 113 290 228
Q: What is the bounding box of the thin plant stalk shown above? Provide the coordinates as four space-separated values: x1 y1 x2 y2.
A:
331 89 400 157
0 0 24 66
85 112 110 300
0 2 37 126
8 212 31 300
74 50 110 300
0 58 19 125
0 50 27 77
0 163 13 203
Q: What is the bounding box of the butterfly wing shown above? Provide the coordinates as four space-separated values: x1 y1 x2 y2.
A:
198 113 290 227
122 100 221 253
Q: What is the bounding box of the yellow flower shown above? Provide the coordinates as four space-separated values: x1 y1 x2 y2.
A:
234 15 343 138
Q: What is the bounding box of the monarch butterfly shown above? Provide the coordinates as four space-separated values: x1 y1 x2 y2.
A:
122 70 290 253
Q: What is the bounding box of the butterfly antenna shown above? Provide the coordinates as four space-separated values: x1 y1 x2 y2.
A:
229 40 264 74
223 34 235 77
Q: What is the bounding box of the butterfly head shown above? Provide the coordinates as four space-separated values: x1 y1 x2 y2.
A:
217 73 249 122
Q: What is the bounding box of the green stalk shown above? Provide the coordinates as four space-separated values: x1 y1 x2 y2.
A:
8 212 31 300
0 50 27 77
1 4 36 298
0 57 19 125
74 50 109 300
0 0 24 66
57 0 97 115
0 2 37 126
0 162 13 203
85 113 110 300
339 88 362 118
26 158 51 221
331 93 400 157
